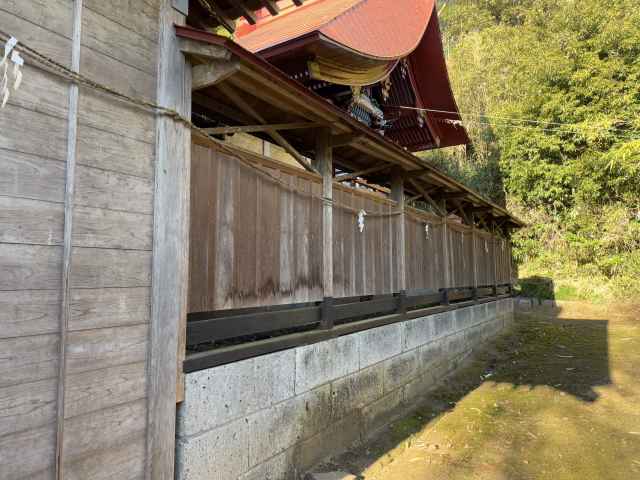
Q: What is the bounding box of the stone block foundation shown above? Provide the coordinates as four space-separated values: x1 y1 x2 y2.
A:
176 298 514 480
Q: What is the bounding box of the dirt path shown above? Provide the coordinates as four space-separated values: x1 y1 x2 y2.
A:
327 302 640 480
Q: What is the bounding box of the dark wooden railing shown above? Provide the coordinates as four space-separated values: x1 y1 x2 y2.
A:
185 283 513 372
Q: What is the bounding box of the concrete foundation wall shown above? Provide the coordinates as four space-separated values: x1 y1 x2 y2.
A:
176 298 514 480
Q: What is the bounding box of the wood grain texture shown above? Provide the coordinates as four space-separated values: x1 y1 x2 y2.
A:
0 149 66 203
148 4 190 479
65 324 148 375
76 124 154 178
64 362 147 418
0 424 57 480
0 378 57 436
74 165 154 214
0 105 68 161
5 64 69 119
70 248 151 288
83 0 159 42
0 5 71 65
0 244 62 290
0 289 61 338
0 196 64 245
69 287 150 331
72 205 153 250
0 334 59 388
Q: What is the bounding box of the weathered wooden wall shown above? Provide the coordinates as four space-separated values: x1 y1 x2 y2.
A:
189 139 324 311
404 209 445 291
0 1 161 478
189 142 513 313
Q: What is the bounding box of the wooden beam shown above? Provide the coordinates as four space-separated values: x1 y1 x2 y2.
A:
335 163 389 183
293 0 305 5
433 191 468 201
330 133 365 148
179 37 231 62
192 59 240 90
442 205 451 288
200 0 236 32
405 193 422 204
148 3 192 479
217 82 315 172
232 0 257 24
201 122 321 135
192 91 253 124
407 178 446 216
406 168 429 178
391 167 406 292
260 0 280 15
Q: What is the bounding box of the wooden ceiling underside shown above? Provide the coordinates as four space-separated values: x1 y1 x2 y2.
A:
190 0 305 32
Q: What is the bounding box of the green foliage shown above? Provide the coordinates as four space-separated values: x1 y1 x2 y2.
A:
434 0 640 301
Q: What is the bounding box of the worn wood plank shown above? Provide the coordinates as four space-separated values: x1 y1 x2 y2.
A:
0 290 61 338
81 8 157 76
6 64 69 119
63 400 146 468
0 244 62 290
64 433 146 480
0 378 57 437
65 324 148 375
80 47 157 101
148 3 191 478
0 424 57 480
0 6 71 66
74 165 153 214
70 248 151 288
64 362 147 418
83 0 159 42
0 105 68 161
0 149 66 203
72 206 152 250
69 287 150 331
0 334 59 388
77 89 155 144
76 124 154 179
0 196 64 245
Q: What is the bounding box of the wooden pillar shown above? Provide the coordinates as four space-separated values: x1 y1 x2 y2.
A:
471 224 478 299
316 128 334 328
441 202 451 289
390 167 406 294
491 223 498 294
148 3 191 479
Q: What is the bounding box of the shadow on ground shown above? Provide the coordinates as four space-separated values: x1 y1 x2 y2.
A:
323 302 640 480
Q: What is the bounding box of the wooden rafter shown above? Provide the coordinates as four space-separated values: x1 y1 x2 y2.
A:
330 133 365 148
259 0 280 15
408 178 446 216
216 82 315 172
202 122 321 135
232 0 257 24
335 163 390 183
199 0 236 32
292 0 305 5
405 193 422 205
433 191 468 201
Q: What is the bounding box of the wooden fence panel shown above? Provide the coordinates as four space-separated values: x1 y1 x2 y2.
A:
189 144 323 311
332 186 397 297
404 210 444 292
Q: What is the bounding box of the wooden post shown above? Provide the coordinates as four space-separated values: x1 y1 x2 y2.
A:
148 3 191 479
316 128 333 328
391 167 407 313
491 223 498 295
441 202 451 289
471 224 478 300
390 167 406 294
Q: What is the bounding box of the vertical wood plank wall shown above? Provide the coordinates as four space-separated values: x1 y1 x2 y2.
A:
189 142 513 313
0 1 161 478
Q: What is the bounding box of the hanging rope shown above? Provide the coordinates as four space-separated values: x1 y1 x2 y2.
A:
0 30 408 219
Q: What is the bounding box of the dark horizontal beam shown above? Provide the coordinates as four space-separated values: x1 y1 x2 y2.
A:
202 122 321 135
184 293 514 372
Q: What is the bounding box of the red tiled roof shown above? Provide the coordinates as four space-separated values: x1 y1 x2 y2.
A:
237 0 435 60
